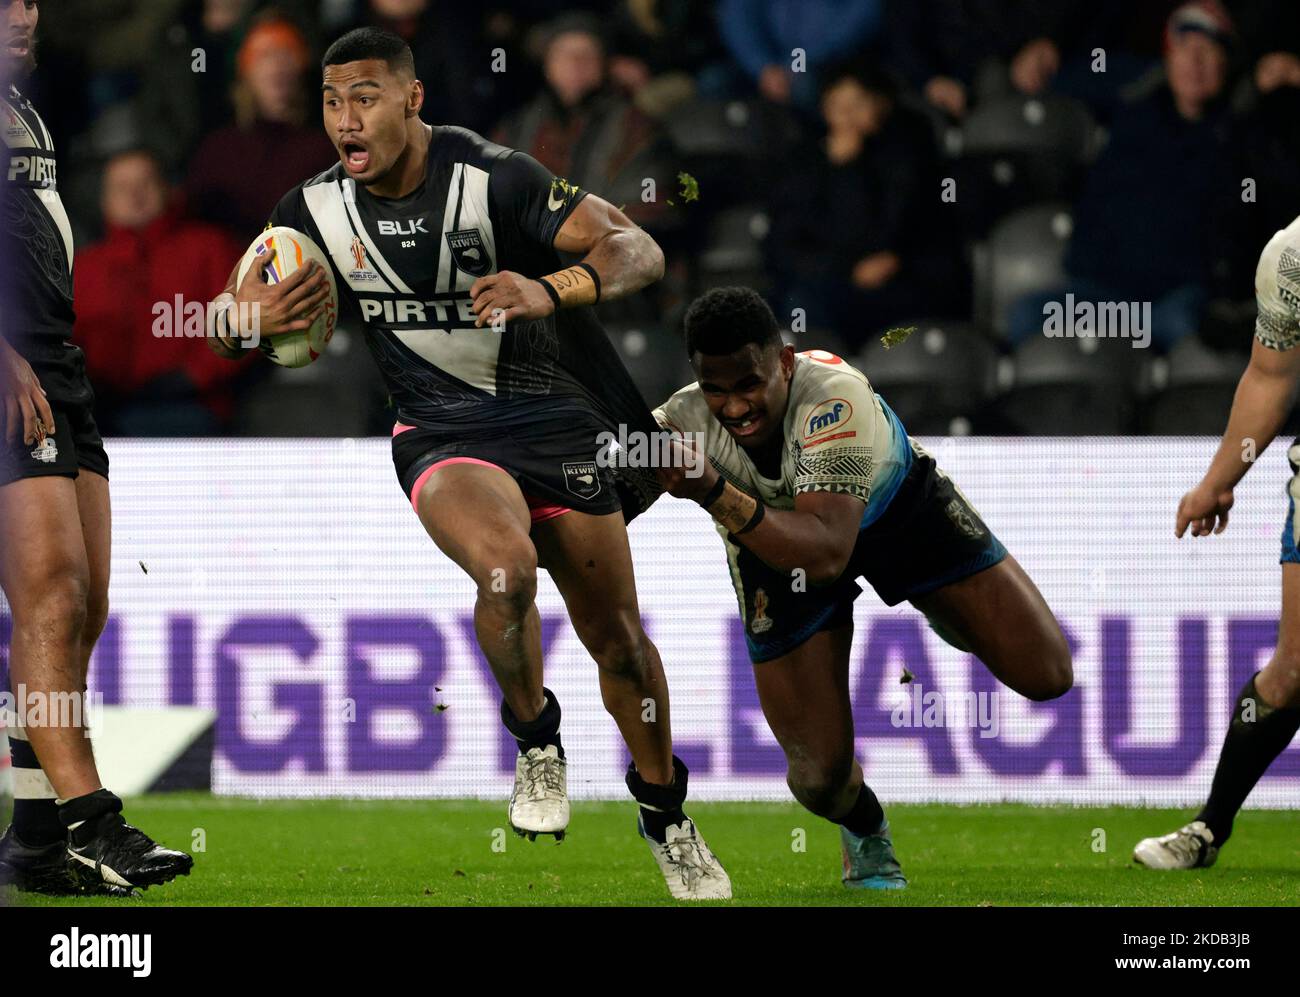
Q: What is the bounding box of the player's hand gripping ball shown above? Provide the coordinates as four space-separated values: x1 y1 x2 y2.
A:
234 227 338 367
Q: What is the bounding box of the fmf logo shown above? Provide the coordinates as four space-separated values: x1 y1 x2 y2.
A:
807 398 852 436
378 218 428 236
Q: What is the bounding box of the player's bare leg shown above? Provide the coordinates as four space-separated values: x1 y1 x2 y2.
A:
532 509 730 899
0 477 101 796
753 622 906 889
1135 562 1300 869
414 463 545 718
74 471 112 703
532 509 671 782
413 462 567 838
0 474 192 892
910 554 1073 702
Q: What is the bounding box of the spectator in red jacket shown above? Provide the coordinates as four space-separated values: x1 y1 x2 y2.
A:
185 12 335 240
75 149 252 435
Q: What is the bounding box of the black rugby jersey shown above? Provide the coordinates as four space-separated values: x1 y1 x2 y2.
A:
1 85 76 360
267 126 659 450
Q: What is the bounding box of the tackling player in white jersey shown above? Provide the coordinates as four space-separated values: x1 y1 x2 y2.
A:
654 288 1072 888
1135 214 1300 870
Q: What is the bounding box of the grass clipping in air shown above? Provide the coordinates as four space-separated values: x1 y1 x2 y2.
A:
880 325 917 349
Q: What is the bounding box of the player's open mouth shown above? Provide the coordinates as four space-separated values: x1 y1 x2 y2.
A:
725 416 762 439
342 141 370 172
7 37 29 57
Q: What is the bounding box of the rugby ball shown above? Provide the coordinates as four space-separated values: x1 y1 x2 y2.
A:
236 226 338 367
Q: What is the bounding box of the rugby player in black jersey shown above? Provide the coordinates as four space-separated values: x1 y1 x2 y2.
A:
0 0 192 895
208 28 728 899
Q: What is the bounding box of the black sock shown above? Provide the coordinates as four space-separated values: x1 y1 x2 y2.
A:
627 756 689 842
1196 675 1300 846
836 783 886 837
8 737 63 846
58 789 123 847
501 688 563 758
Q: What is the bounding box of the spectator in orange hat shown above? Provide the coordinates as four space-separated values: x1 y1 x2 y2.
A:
185 12 336 240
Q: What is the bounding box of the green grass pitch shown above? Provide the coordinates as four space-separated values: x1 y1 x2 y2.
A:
14 794 1300 906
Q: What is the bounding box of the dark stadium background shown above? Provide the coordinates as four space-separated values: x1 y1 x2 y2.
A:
23 0 1300 437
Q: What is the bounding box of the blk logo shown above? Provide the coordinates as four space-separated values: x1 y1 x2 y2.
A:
378 218 428 236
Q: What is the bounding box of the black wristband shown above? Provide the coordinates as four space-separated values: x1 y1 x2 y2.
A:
536 277 562 311
576 262 602 302
734 500 766 535
698 475 727 509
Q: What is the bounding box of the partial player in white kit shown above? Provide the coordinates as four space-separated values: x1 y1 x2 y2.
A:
1135 214 1300 869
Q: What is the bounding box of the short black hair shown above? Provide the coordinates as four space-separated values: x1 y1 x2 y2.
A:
818 59 898 103
683 287 783 357
322 27 415 78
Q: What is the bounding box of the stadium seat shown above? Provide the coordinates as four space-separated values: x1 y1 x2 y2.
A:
662 99 765 160
961 95 1099 162
236 380 372 437
661 99 801 210
972 203 1073 341
235 327 387 437
698 205 769 274
1141 337 1247 434
1143 384 1237 435
951 96 1098 234
1164 336 1248 387
854 322 998 435
605 323 696 407
989 335 1141 434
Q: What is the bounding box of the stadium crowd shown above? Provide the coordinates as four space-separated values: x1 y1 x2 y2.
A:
25 0 1300 436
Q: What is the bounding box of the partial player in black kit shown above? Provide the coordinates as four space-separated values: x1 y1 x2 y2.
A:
0 0 192 896
208 27 729 899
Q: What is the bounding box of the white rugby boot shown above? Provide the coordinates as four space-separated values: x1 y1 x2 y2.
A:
638 814 732 900
1133 820 1218 869
508 744 569 841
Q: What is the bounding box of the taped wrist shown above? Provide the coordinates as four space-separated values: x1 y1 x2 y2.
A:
708 481 760 535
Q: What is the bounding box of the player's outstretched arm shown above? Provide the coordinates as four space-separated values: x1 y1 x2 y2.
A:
658 439 862 584
1177 336 1300 538
470 195 664 327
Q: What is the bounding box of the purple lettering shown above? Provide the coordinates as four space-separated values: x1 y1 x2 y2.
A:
729 620 786 774
346 615 447 773
856 618 960 774
1228 617 1300 776
169 615 197 706
970 619 1085 775
215 616 324 773
1101 617 1206 776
